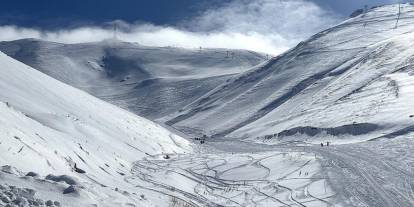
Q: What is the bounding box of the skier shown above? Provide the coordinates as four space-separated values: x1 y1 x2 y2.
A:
326 141 330 147
320 143 324 147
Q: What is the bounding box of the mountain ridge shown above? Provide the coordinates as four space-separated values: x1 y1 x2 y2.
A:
165 4 414 142
0 38 267 120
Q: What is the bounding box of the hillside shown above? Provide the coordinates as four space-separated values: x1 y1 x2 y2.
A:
165 4 414 142
0 50 332 207
0 39 267 120
0 51 191 206
1 5 413 143
2 3 414 207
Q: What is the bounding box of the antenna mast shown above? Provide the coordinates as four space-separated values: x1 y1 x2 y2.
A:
113 22 118 40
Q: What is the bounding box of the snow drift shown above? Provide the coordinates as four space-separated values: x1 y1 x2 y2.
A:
0 50 191 206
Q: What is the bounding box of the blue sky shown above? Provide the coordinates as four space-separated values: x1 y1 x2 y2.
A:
0 0 228 28
0 0 408 54
0 0 403 28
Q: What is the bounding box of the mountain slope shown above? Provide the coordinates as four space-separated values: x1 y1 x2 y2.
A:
0 51 191 206
0 39 267 120
165 4 414 141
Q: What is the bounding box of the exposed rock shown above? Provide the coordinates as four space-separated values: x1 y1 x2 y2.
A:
25 172 39 178
12 196 28 206
63 185 77 194
350 8 364 18
46 200 54 206
1 165 22 175
0 184 51 207
1 194 11 203
45 174 78 185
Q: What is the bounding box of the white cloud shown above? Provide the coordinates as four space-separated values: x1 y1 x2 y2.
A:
0 0 340 55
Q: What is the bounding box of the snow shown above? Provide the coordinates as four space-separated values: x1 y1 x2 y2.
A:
0 39 267 120
126 145 335 207
0 51 191 206
2 3 414 207
164 3 414 143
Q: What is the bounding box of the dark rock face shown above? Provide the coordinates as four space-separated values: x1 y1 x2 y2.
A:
264 123 379 140
25 172 39 177
45 174 78 185
350 9 364 18
63 185 77 194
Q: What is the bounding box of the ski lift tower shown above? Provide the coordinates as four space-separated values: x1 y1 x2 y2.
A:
395 1 402 29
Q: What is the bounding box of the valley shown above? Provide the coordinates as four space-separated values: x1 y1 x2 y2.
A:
1 3 414 207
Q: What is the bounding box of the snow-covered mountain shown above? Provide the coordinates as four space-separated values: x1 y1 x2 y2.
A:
0 39 267 120
3 3 414 207
2 5 413 144
0 50 191 206
164 4 414 142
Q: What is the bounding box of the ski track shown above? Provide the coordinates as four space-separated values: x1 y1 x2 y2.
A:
313 143 414 207
5 4 414 207
128 138 414 207
125 143 334 207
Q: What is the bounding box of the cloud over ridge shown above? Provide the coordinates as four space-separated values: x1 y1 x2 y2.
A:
0 0 340 55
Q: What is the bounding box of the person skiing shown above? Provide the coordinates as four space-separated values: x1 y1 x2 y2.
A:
320 143 324 147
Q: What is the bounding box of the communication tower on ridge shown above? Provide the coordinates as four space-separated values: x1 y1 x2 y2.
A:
113 22 118 40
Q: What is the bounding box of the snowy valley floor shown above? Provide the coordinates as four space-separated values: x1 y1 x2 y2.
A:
126 141 335 207
125 133 414 207
3 135 414 206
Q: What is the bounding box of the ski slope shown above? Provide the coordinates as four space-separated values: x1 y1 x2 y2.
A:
127 145 335 207
165 4 414 142
0 49 334 206
2 3 414 207
0 51 191 206
314 138 414 207
0 39 267 120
